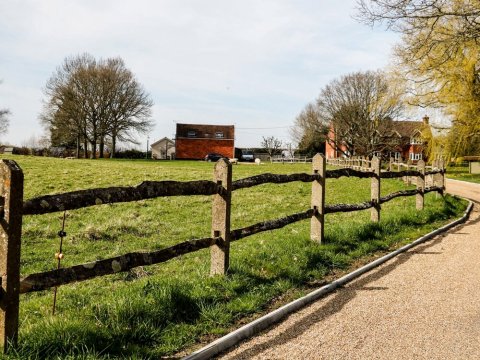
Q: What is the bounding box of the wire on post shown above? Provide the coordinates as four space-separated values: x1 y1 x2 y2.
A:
52 211 67 316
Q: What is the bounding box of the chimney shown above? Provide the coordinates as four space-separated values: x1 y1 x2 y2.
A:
423 115 429 125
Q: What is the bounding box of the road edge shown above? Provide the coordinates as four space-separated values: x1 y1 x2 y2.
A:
184 201 474 360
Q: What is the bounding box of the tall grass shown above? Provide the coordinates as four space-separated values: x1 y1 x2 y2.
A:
0 155 467 359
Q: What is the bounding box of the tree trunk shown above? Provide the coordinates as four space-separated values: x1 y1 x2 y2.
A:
111 134 116 158
90 139 97 159
76 135 80 159
83 139 88 159
99 137 104 159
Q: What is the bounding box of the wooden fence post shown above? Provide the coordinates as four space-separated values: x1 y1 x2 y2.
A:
210 159 232 276
432 159 444 197
406 159 412 185
371 156 381 222
416 160 425 210
311 154 326 243
0 160 23 351
439 158 445 196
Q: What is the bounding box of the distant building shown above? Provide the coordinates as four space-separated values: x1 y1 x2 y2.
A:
325 117 429 162
0 146 14 155
390 118 428 162
151 137 175 160
175 124 235 160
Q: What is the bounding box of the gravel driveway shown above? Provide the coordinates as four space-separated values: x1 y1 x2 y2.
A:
218 179 480 359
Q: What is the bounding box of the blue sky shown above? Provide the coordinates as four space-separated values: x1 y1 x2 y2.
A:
0 0 400 149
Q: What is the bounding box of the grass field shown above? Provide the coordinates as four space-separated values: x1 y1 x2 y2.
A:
0 155 467 359
446 165 480 184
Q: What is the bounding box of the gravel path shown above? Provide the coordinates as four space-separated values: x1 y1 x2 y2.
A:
218 179 480 359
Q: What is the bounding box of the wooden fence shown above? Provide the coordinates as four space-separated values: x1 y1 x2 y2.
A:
0 155 445 350
271 155 312 163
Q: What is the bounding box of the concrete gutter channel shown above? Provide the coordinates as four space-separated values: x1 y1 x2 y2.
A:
184 200 474 360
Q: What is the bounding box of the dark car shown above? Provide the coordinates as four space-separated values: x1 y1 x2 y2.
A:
204 153 225 162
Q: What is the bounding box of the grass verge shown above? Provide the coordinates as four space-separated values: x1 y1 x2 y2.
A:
446 165 480 184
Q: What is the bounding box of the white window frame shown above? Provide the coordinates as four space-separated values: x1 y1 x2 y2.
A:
215 131 224 139
409 153 422 161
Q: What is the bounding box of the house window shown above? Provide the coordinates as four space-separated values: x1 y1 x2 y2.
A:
409 153 422 161
187 131 196 138
410 137 422 145
394 152 401 160
215 132 224 138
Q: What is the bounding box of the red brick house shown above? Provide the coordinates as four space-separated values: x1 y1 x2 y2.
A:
175 123 235 160
389 119 427 162
325 117 429 162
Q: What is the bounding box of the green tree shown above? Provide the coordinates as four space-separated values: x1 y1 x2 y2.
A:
357 0 480 157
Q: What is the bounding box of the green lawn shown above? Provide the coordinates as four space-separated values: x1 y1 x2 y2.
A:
0 155 467 359
446 165 480 184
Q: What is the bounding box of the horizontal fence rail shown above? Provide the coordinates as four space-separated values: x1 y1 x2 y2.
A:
23 180 226 215
232 173 318 190
20 209 316 294
0 155 446 351
20 236 221 293
23 168 445 216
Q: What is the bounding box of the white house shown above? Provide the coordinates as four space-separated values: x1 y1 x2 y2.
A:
151 137 175 160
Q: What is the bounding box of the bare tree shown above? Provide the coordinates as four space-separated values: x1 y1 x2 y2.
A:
261 136 282 159
291 102 329 156
0 81 10 138
356 1 480 77
102 58 153 157
41 53 154 158
356 1 480 40
317 70 404 157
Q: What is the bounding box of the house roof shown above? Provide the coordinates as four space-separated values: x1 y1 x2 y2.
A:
150 137 174 148
391 121 424 138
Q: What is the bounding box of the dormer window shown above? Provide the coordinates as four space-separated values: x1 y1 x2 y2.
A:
215 131 224 138
187 130 196 138
410 137 422 144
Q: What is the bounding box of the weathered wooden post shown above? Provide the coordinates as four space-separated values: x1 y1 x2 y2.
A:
438 158 445 196
371 156 381 222
389 157 394 172
432 159 444 197
406 159 412 185
416 160 425 210
0 160 23 351
311 154 326 243
210 158 232 275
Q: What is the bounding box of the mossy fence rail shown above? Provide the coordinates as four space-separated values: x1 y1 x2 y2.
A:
0 154 445 350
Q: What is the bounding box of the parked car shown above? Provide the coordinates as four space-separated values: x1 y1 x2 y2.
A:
204 153 225 162
234 148 255 162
